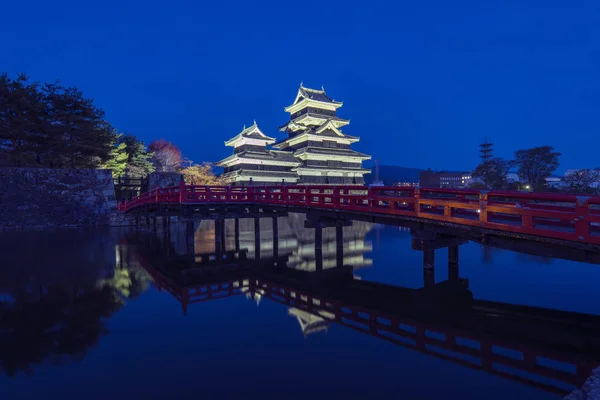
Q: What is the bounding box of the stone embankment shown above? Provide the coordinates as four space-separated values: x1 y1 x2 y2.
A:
0 168 128 230
0 168 187 230
566 367 600 400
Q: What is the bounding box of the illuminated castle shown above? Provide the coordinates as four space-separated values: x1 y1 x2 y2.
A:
217 84 371 185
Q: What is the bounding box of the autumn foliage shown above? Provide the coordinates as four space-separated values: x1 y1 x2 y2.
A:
148 139 182 172
147 139 223 184
181 162 225 185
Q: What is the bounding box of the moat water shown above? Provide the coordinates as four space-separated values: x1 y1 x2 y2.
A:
1 213 599 399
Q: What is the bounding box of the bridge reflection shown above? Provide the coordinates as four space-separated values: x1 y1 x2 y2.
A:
120 213 600 396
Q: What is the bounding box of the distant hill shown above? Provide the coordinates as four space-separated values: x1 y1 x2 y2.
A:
365 165 423 185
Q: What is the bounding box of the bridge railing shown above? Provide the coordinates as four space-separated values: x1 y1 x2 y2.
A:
118 183 600 245
256 279 593 395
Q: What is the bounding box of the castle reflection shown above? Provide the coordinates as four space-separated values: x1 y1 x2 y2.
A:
2 216 600 399
119 214 600 397
190 213 373 272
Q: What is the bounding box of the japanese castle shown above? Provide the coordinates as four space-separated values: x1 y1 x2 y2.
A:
217 84 371 185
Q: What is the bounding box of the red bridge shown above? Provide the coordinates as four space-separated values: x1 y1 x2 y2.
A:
118 182 600 247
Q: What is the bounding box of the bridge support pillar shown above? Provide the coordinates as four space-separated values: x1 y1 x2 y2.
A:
315 226 323 272
145 214 150 228
234 218 240 251
220 219 226 255
117 245 125 269
448 245 459 281
254 217 260 260
336 224 344 269
162 228 172 256
152 215 157 232
165 218 171 255
162 215 167 234
272 216 279 262
214 218 223 264
315 226 322 250
481 341 493 372
423 248 435 288
185 220 195 261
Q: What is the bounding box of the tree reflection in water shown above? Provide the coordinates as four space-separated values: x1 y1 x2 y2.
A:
0 228 151 377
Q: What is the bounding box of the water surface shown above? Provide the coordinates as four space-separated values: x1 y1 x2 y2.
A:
1 214 599 399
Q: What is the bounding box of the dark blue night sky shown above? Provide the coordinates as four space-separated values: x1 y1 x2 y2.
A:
3 0 599 172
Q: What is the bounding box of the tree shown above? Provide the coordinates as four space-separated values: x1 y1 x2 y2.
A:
468 181 488 190
0 73 46 166
118 134 155 178
514 146 561 191
148 139 182 172
181 162 225 185
563 169 600 194
0 73 115 169
102 141 128 178
472 158 514 189
42 83 115 168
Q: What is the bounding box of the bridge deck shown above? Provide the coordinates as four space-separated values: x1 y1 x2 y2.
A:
119 184 600 247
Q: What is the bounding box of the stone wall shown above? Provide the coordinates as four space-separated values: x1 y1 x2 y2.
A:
0 168 118 230
148 172 183 191
566 366 600 399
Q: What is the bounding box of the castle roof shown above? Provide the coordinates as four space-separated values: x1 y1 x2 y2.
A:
279 113 349 131
296 85 340 104
285 84 343 112
294 147 371 160
224 121 274 146
216 150 299 166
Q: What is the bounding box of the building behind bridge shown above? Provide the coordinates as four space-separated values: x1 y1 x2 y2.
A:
217 84 371 186
419 168 472 188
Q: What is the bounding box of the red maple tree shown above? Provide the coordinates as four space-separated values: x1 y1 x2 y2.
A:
148 139 182 172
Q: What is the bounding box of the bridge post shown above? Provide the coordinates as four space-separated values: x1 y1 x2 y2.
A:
179 176 186 204
185 220 195 261
481 340 493 372
315 226 323 272
214 218 223 264
575 196 591 241
414 187 421 217
423 248 435 287
220 219 226 255
272 216 279 262
162 214 167 234
152 215 157 232
479 191 488 224
336 224 344 269
234 218 240 251
254 217 261 260
117 245 125 269
448 244 459 281
145 214 150 228
165 217 171 252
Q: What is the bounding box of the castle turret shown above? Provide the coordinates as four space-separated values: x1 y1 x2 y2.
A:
217 121 300 186
273 84 371 185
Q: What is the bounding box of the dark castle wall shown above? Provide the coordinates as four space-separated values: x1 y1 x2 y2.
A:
0 168 119 230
